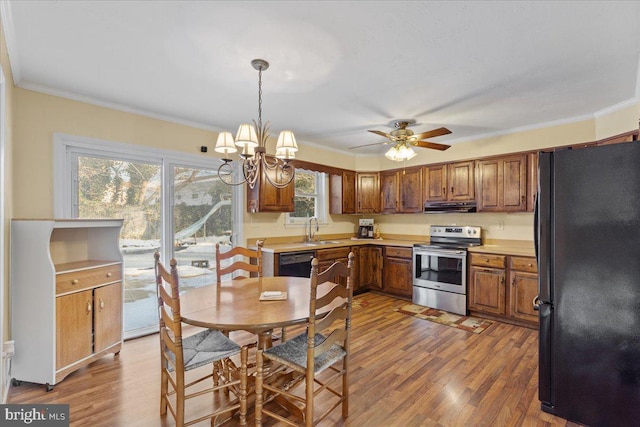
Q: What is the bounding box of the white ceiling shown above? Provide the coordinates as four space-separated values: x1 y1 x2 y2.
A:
3 1 640 156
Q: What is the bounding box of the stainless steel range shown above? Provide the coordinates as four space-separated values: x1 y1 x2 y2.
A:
413 225 481 315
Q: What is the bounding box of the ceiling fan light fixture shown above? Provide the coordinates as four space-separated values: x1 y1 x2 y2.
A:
385 143 417 162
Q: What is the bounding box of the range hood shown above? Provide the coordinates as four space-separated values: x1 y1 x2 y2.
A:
424 201 477 213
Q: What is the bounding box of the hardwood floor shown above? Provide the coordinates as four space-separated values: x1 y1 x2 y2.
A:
8 292 580 426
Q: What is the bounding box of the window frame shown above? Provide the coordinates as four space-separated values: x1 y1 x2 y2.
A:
286 169 328 225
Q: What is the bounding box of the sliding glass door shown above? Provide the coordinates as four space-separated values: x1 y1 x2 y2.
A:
57 136 241 339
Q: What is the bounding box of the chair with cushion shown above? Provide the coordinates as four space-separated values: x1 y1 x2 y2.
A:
254 252 355 427
154 252 248 427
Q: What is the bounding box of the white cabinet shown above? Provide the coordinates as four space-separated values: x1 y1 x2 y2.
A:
11 219 123 389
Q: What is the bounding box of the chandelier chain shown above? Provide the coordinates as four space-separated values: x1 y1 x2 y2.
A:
257 67 263 131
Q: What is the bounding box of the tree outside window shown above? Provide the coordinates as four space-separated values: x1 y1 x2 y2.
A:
288 169 327 222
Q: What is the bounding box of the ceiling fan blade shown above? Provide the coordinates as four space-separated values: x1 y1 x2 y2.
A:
411 127 452 141
367 129 393 138
414 140 451 151
349 142 388 150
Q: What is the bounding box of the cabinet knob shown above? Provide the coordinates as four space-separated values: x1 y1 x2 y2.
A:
500 277 505 286
528 263 533 267
86 301 92 314
99 298 105 310
512 277 516 286
451 186 454 193
106 272 112 278
442 187 446 194
485 258 489 262
72 279 79 285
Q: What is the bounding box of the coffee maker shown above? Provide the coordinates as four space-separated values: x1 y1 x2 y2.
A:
358 219 374 238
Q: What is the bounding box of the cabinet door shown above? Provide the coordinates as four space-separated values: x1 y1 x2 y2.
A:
502 155 527 211
379 171 399 214
56 289 93 370
400 167 423 213
356 173 379 213
509 271 538 323
359 246 383 290
448 161 475 201
342 170 356 214
247 162 295 212
94 282 123 353
468 266 506 315
423 164 448 202
477 155 527 212
329 171 356 214
383 256 412 298
350 246 360 292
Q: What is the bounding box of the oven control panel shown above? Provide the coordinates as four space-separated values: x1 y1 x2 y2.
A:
430 225 481 238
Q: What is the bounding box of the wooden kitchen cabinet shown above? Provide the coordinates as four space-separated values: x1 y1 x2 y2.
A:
476 154 528 212
316 246 351 286
356 172 380 213
382 246 413 299
468 252 538 328
359 246 383 290
469 254 507 315
11 219 124 389
247 158 295 213
379 170 399 214
399 167 423 213
423 160 475 202
329 170 356 214
508 256 538 324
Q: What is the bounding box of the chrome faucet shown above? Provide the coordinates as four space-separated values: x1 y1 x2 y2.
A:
308 216 319 242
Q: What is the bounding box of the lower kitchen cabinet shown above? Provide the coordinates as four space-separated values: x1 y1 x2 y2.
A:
468 252 538 328
316 247 351 287
359 246 383 290
382 246 413 299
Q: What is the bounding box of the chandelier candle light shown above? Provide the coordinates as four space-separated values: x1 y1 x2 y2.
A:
215 59 298 189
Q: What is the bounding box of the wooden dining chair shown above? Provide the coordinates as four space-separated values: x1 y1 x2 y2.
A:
215 239 264 284
215 240 287 342
254 252 355 427
154 252 248 427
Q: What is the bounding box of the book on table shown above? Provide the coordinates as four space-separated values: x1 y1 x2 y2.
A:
259 291 287 301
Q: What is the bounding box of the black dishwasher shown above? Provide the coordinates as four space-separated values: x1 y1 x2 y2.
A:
278 251 314 277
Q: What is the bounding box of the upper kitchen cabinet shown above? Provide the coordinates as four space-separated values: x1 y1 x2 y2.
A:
247 159 295 213
423 160 475 202
399 167 423 213
330 170 356 214
356 172 379 214
379 170 399 214
476 154 528 212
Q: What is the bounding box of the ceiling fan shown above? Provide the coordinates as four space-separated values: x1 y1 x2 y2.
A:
349 120 452 161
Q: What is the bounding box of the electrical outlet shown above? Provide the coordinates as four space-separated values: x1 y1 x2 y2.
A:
497 221 504 230
2 341 14 356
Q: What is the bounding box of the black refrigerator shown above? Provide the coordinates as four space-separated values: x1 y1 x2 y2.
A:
536 142 640 427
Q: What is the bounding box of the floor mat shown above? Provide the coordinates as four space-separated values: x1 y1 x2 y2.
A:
394 304 494 334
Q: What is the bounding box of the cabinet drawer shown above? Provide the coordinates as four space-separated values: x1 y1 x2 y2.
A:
385 246 412 259
315 247 350 261
56 264 122 295
510 256 538 273
470 253 506 268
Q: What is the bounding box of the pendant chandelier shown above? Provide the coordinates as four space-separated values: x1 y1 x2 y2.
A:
215 59 298 189
385 142 417 161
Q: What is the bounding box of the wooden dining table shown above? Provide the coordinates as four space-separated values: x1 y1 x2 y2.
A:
180 276 335 349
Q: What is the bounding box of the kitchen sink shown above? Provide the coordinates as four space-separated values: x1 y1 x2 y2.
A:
302 240 342 246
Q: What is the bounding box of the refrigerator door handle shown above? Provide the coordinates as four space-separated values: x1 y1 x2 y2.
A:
533 295 540 311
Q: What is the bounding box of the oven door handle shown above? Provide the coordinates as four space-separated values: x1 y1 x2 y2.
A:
414 249 466 256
